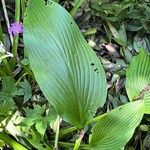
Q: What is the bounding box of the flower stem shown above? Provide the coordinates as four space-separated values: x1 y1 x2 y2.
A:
12 0 21 67
0 132 27 150
73 130 85 150
21 0 26 18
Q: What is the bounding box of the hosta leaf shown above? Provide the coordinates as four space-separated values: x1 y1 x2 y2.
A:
126 49 150 113
89 101 144 150
24 0 107 128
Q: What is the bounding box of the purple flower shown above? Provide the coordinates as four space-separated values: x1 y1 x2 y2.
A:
9 22 23 36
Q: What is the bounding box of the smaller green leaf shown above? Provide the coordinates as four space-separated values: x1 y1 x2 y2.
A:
126 49 150 114
126 49 150 100
118 24 127 46
124 47 133 63
20 80 32 102
35 121 47 135
128 9 142 19
22 104 48 135
127 23 142 32
107 22 127 46
13 89 25 96
14 79 32 103
89 101 144 150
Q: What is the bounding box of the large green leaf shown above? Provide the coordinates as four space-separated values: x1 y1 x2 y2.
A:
89 101 144 150
126 49 150 114
23 0 107 127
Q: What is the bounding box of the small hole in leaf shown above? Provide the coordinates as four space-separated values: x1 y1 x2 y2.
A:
71 22 73 24
94 68 98 72
44 0 49 5
90 63 95 66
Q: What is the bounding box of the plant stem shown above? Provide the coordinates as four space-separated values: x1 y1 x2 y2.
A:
12 0 21 67
1 0 13 45
21 0 26 18
54 115 61 150
15 0 21 28
59 113 106 138
73 130 85 150
70 0 84 16
17 59 34 77
15 72 28 85
59 126 77 138
0 132 27 150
